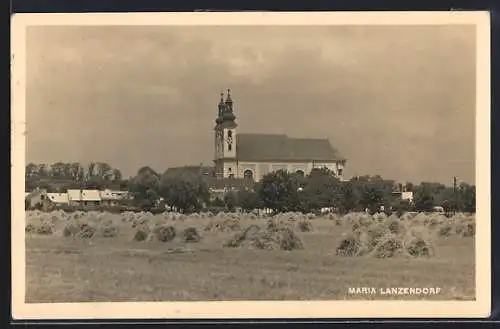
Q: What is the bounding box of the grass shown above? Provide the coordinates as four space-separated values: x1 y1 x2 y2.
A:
25 212 475 302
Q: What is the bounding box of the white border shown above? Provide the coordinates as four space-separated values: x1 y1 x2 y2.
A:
11 11 491 319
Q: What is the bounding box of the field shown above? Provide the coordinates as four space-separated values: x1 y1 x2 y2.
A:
25 210 475 302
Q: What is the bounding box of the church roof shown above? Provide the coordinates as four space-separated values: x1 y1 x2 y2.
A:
236 134 345 162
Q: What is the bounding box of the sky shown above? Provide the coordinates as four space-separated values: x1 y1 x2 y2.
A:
25 25 476 184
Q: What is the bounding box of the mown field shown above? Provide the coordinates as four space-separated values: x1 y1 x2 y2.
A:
25 210 475 302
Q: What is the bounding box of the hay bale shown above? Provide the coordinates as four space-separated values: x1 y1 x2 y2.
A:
277 227 304 251
224 224 303 251
438 224 453 237
369 236 404 258
204 218 240 232
223 232 246 248
36 221 53 235
297 220 313 232
462 222 475 237
406 238 435 257
133 228 150 241
100 223 119 238
25 223 35 234
266 219 280 232
152 225 176 242
78 223 96 239
337 218 437 259
336 235 359 256
182 227 201 243
387 219 403 235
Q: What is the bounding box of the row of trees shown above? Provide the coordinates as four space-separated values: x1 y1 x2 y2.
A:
26 162 476 215
126 166 476 215
25 162 127 192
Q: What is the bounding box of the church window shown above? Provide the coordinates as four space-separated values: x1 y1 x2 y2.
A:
227 130 233 151
244 169 254 180
338 168 343 176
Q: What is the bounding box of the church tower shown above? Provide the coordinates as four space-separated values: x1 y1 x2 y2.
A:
214 89 237 178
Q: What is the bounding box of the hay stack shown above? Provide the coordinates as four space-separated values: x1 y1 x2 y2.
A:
224 223 304 251
297 220 313 232
182 227 202 243
336 218 435 258
150 225 176 242
133 228 150 241
62 219 97 239
204 218 241 232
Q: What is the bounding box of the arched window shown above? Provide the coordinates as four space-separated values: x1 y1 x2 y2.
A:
296 170 305 177
227 130 233 151
244 169 254 181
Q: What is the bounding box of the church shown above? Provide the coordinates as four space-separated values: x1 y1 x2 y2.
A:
213 90 347 182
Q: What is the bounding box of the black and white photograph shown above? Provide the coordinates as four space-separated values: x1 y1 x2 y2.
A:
11 12 490 319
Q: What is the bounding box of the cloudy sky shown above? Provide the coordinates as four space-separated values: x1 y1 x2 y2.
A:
25 25 476 184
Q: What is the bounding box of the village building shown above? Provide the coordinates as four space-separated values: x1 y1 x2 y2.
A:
46 192 70 206
99 189 131 206
67 189 102 207
25 189 48 209
213 90 347 182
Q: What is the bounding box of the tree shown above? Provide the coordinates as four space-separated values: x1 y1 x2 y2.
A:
357 176 395 213
413 183 435 212
237 189 260 212
25 163 38 178
392 199 412 217
211 197 225 208
112 168 123 181
459 183 476 213
258 169 302 213
300 168 341 212
338 181 359 214
224 191 238 212
129 167 160 207
158 170 210 213
95 162 113 181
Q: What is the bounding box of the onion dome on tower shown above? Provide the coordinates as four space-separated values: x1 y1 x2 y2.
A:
221 89 236 122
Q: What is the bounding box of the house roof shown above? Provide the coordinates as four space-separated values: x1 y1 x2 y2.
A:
100 190 129 200
235 134 345 162
164 165 215 177
47 193 69 204
67 189 102 202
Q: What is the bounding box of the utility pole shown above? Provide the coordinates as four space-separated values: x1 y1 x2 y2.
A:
453 176 457 214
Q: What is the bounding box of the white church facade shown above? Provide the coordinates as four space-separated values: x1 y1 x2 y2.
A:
213 90 347 182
